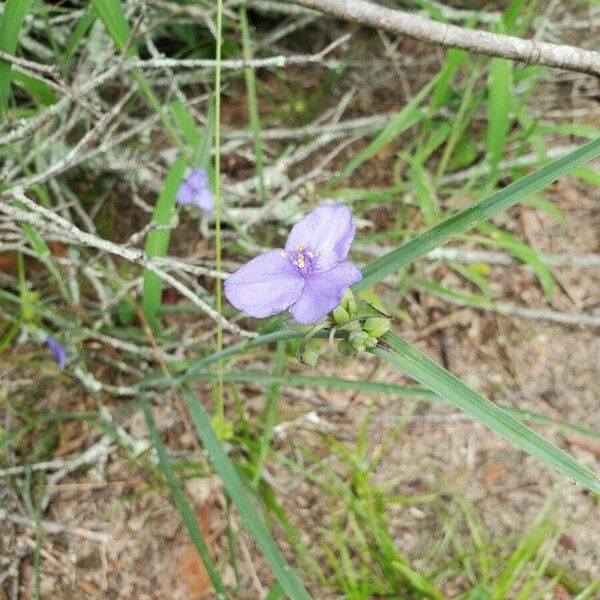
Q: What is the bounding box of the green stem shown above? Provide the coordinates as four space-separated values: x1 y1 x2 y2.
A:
214 0 224 420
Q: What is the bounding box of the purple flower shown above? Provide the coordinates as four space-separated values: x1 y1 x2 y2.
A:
45 335 67 370
176 168 214 212
224 204 362 324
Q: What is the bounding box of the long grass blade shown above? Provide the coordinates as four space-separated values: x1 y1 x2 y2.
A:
371 332 600 494
141 394 228 597
180 384 312 600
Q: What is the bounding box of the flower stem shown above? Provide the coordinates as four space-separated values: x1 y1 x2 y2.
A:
214 0 224 421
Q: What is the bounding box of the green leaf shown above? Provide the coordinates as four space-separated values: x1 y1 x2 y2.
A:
0 0 35 118
355 137 600 291
371 332 600 494
409 158 440 226
180 384 312 600
393 561 446 600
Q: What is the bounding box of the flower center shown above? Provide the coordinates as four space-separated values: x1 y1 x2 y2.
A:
283 244 318 276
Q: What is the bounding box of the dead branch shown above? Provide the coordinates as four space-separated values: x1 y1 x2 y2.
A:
290 0 600 77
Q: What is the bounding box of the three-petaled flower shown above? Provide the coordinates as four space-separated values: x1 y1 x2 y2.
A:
176 168 214 212
224 204 362 324
46 335 67 370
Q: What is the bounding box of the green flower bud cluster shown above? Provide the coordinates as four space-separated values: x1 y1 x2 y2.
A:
331 290 390 358
296 290 391 366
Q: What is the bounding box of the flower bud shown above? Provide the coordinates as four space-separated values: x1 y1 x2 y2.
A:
348 330 370 351
337 339 358 358
340 289 357 317
364 335 378 348
349 330 370 344
363 317 390 338
332 305 350 325
300 347 319 367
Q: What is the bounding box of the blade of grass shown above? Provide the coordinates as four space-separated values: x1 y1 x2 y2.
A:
371 332 600 493
62 5 96 70
239 4 267 204
409 157 440 226
12 72 57 107
573 580 600 600
0 0 35 119
141 155 187 329
330 74 439 185
90 0 129 51
180 384 312 600
435 59 483 180
491 497 556 600
355 137 600 291
141 394 228 597
475 223 555 298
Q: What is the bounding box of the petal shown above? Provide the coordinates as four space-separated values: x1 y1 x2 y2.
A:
46 336 67 370
285 204 356 271
176 181 195 205
290 261 362 325
193 189 214 212
187 168 209 189
224 250 305 319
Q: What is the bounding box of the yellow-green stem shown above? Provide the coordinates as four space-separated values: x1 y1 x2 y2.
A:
214 0 224 420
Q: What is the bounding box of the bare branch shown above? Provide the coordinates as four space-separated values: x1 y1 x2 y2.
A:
290 0 600 77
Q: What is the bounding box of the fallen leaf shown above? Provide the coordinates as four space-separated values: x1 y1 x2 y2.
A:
179 504 214 599
484 465 507 489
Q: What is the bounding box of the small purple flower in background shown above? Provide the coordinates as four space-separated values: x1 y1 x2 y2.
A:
224 204 362 325
176 168 214 212
45 335 67 370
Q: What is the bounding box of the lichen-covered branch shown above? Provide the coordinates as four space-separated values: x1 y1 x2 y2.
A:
291 0 600 77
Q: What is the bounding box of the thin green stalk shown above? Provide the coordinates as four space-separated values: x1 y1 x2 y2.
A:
214 0 225 420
